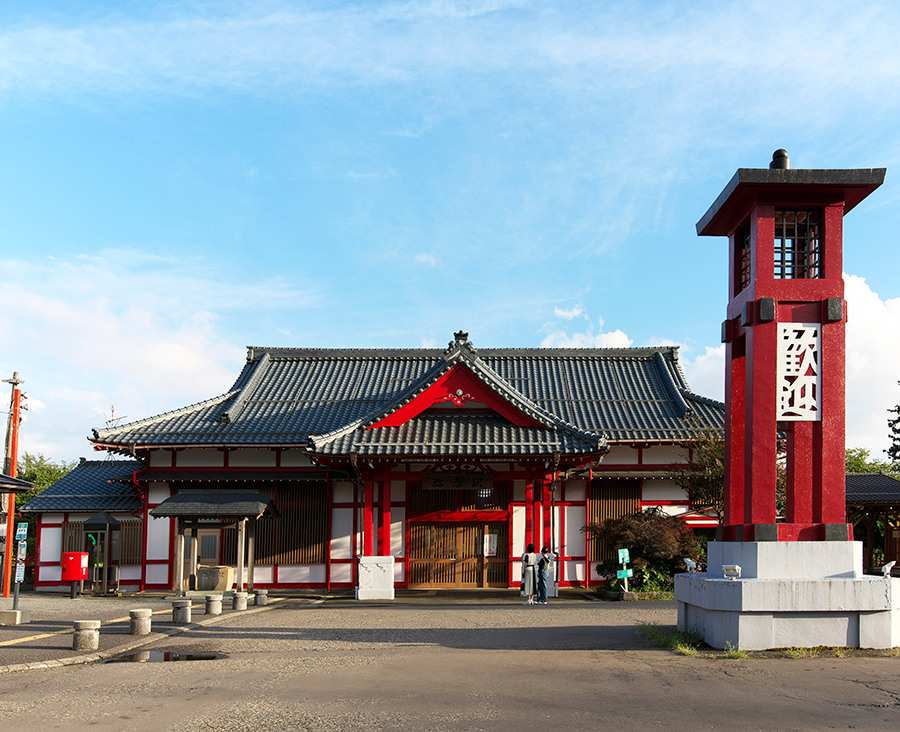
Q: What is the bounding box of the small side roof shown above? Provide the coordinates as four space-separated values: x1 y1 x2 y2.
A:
846 471 900 505
19 459 143 514
149 490 278 520
0 472 34 493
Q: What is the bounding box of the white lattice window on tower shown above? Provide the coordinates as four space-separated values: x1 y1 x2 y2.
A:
777 323 822 421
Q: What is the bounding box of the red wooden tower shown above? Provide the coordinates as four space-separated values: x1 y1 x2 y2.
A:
698 150 885 542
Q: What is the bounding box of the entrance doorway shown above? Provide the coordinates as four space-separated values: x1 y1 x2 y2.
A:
408 522 508 588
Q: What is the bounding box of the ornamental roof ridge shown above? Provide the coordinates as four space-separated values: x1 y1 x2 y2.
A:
242 344 682 360
92 390 238 440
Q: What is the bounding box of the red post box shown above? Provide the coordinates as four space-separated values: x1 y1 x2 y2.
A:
61 552 89 582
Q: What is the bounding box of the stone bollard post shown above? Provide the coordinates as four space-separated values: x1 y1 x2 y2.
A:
73 620 101 651
254 589 268 606
172 599 192 624
232 591 248 611
129 609 153 635
205 595 222 615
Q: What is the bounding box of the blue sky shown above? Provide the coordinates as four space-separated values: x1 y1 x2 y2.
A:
2 0 899 463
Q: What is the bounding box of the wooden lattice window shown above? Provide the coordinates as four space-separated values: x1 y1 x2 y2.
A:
222 481 328 565
736 222 752 292
774 209 821 279
587 478 640 562
59 519 143 564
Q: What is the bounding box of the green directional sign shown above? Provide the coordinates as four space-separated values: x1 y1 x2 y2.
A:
617 548 630 565
616 568 634 580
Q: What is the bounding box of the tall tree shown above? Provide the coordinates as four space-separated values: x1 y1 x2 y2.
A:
887 393 900 467
846 446 897 475
14 453 76 557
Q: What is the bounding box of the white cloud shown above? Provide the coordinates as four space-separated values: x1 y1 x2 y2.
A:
682 345 725 401
845 274 900 457
414 253 437 266
541 313 633 349
552 306 584 320
0 251 316 462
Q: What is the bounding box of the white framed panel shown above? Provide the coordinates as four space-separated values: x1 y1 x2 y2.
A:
332 481 355 503
148 482 171 503
229 448 275 467
564 560 586 583
391 508 405 557
278 565 326 583
393 562 405 583
564 480 586 502
603 445 639 465
176 448 224 467
280 450 314 467
149 450 171 467
513 480 526 501
641 480 689 502
330 562 353 583
42 512 65 523
146 564 169 585
391 480 405 502
120 566 141 580
564 505 586 559
331 508 354 559
643 445 682 464
146 517 172 560
41 566 62 582
40 526 62 561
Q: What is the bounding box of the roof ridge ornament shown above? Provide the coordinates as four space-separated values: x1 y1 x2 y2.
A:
445 330 477 359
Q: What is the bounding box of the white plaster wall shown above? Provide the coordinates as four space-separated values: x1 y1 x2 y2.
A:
40 526 62 562
565 560 586 583
331 563 353 583
564 480 586 502
512 505 525 554
233 565 273 584
146 517 171 561
394 561 405 583
67 513 95 521
148 482 171 504
391 480 405 502
564 505 586 559
279 565 326 583
391 508 405 557
280 450 314 467
330 508 354 559
641 480 689 501
146 564 169 585
229 448 275 467
552 506 561 554
120 566 141 580
643 445 682 464
602 445 639 465
332 481 355 503
42 512 64 523
177 448 224 467
149 450 171 467
41 565 62 582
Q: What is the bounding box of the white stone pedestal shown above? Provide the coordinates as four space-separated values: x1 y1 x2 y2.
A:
356 556 395 600
675 541 900 650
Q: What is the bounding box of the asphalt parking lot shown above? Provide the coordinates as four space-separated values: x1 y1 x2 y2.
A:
1 590 899 731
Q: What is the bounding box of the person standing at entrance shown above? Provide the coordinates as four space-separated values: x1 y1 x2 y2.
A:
537 547 552 604
522 544 538 605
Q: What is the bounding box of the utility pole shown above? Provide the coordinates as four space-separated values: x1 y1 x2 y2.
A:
3 372 23 599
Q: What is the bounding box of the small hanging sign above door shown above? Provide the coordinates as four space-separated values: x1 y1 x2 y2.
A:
422 473 494 491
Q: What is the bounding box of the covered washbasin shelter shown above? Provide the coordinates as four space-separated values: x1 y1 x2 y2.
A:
846 471 900 571
150 489 279 594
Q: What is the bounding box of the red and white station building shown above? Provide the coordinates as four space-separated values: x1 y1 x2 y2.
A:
28 333 723 593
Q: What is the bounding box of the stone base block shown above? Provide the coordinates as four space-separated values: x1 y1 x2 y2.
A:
356 556 395 600
0 609 32 625
676 541 900 649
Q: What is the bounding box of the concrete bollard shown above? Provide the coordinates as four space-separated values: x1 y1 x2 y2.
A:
254 589 268 606
73 620 101 651
232 592 248 611
205 595 222 615
172 599 192 624
129 609 153 635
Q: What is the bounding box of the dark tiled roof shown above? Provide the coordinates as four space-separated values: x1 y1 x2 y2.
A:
846 471 900 504
19 459 143 514
149 490 277 519
91 336 724 457
0 472 34 493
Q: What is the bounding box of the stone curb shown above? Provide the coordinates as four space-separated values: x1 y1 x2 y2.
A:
0 598 285 675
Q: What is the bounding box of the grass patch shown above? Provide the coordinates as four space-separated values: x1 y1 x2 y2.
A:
637 622 704 656
723 642 748 659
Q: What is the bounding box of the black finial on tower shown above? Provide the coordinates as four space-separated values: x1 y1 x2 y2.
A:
770 149 790 169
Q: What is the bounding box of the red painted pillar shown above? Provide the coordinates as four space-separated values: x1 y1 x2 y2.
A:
380 468 392 556
786 422 814 524
724 338 746 527
744 319 779 525
543 473 552 551
363 475 374 556
525 471 533 549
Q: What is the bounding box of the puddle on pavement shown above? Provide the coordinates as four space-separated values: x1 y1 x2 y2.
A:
103 650 226 663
